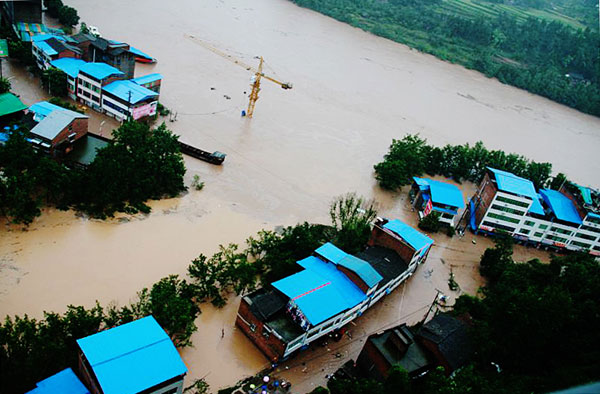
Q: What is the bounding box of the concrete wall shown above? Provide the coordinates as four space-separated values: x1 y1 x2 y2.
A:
474 172 497 228
368 225 415 264
235 297 288 362
337 265 370 293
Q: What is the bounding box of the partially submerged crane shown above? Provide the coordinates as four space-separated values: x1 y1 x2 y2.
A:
186 34 292 118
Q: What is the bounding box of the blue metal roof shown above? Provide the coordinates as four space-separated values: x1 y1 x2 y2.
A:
103 80 158 104
539 189 582 225
588 212 600 220
132 73 162 86
36 40 58 56
26 368 89 394
50 58 87 78
487 168 545 215
80 62 124 80
76 316 187 394
29 101 85 121
383 219 434 252
425 178 465 209
315 242 382 288
432 206 458 215
272 256 366 326
129 46 155 61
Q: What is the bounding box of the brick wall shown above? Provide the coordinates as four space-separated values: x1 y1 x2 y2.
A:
356 337 390 382
474 172 497 228
58 49 81 59
338 266 369 293
368 226 415 263
418 338 452 375
51 117 88 147
235 297 288 362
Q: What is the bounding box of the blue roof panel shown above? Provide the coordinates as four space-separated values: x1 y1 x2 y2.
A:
76 316 187 394
28 368 89 394
129 46 155 61
539 189 582 225
488 167 545 215
36 41 58 56
271 268 330 301
50 58 87 78
103 80 158 104
80 62 124 80
29 101 85 121
413 177 465 208
383 219 434 252
315 242 348 264
315 242 382 287
132 73 162 86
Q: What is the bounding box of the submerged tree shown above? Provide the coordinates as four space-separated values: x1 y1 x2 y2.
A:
330 192 377 254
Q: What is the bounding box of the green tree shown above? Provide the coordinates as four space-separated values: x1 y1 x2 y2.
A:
41 68 68 97
48 97 83 113
45 0 64 18
329 192 377 254
374 135 428 190
0 77 11 94
418 211 442 233
58 5 79 27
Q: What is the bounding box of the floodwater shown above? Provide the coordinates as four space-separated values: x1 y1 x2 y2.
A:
2 0 600 391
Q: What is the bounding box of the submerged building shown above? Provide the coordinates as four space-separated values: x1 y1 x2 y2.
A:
470 167 600 256
236 218 433 361
410 177 465 227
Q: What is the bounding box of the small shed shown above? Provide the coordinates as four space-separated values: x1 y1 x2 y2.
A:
26 368 90 394
0 92 27 126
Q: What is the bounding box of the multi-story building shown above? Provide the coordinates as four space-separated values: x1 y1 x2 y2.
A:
77 316 187 394
87 38 136 79
102 79 158 121
410 177 465 227
469 167 600 256
28 101 88 154
31 34 81 71
1 0 42 26
131 73 162 94
236 218 433 362
76 63 125 111
50 57 87 100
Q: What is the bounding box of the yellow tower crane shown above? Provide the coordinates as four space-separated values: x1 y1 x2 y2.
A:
186 34 292 118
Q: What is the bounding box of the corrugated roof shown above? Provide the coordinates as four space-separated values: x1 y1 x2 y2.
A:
50 57 87 78
29 101 86 121
413 177 465 209
129 46 155 61
383 219 434 252
36 40 58 56
76 316 187 394
131 73 162 86
315 242 382 288
487 167 545 215
80 62 124 80
30 110 83 141
0 93 27 117
103 80 158 104
272 256 366 326
26 368 90 394
539 189 582 225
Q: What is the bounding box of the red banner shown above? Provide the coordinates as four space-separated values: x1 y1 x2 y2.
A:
423 199 433 217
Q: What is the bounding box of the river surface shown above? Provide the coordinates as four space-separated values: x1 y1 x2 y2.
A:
2 0 600 392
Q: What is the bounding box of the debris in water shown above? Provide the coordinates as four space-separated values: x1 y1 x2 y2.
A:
224 94 231 99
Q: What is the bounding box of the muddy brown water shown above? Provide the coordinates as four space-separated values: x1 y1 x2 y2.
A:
1 0 599 391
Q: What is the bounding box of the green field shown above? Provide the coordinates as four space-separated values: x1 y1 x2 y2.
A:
441 0 589 30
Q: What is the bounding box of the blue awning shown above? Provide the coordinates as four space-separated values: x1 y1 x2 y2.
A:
383 219 434 252
539 189 582 225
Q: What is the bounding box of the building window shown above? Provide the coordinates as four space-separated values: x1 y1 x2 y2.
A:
163 388 178 394
519 229 530 235
550 227 573 236
580 225 600 234
539 224 548 230
576 233 597 242
495 195 530 208
534 232 544 237
587 217 600 226
491 204 526 216
487 212 520 224
249 324 256 332
482 221 515 233
570 240 591 249
524 220 535 227
594 246 600 251
545 235 568 243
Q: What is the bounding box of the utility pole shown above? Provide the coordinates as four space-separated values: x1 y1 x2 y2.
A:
422 289 442 324
127 90 132 121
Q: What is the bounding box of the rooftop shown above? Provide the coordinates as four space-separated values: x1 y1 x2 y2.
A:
129 46 155 61
413 177 465 209
367 325 430 375
0 93 27 117
272 255 366 326
103 80 158 104
487 167 544 215
80 62 124 80
357 246 409 288
30 110 87 141
29 101 86 121
539 189 582 225
418 314 472 372
66 134 110 166
131 73 163 86
26 368 89 394
315 242 383 288
383 219 434 253
50 57 87 78
76 316 187 394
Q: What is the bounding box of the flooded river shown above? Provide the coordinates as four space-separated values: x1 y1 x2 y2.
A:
2 0 600 391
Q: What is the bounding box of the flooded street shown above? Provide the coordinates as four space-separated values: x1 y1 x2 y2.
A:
2 0 600 391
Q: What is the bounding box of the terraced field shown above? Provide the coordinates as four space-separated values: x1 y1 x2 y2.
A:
441 0 589 30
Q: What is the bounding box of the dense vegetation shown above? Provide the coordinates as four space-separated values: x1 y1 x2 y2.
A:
374 134 558 190
45 0 80 28
0 121 186 224
313 236 600 393
291 0 600 116
1 194 377 393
